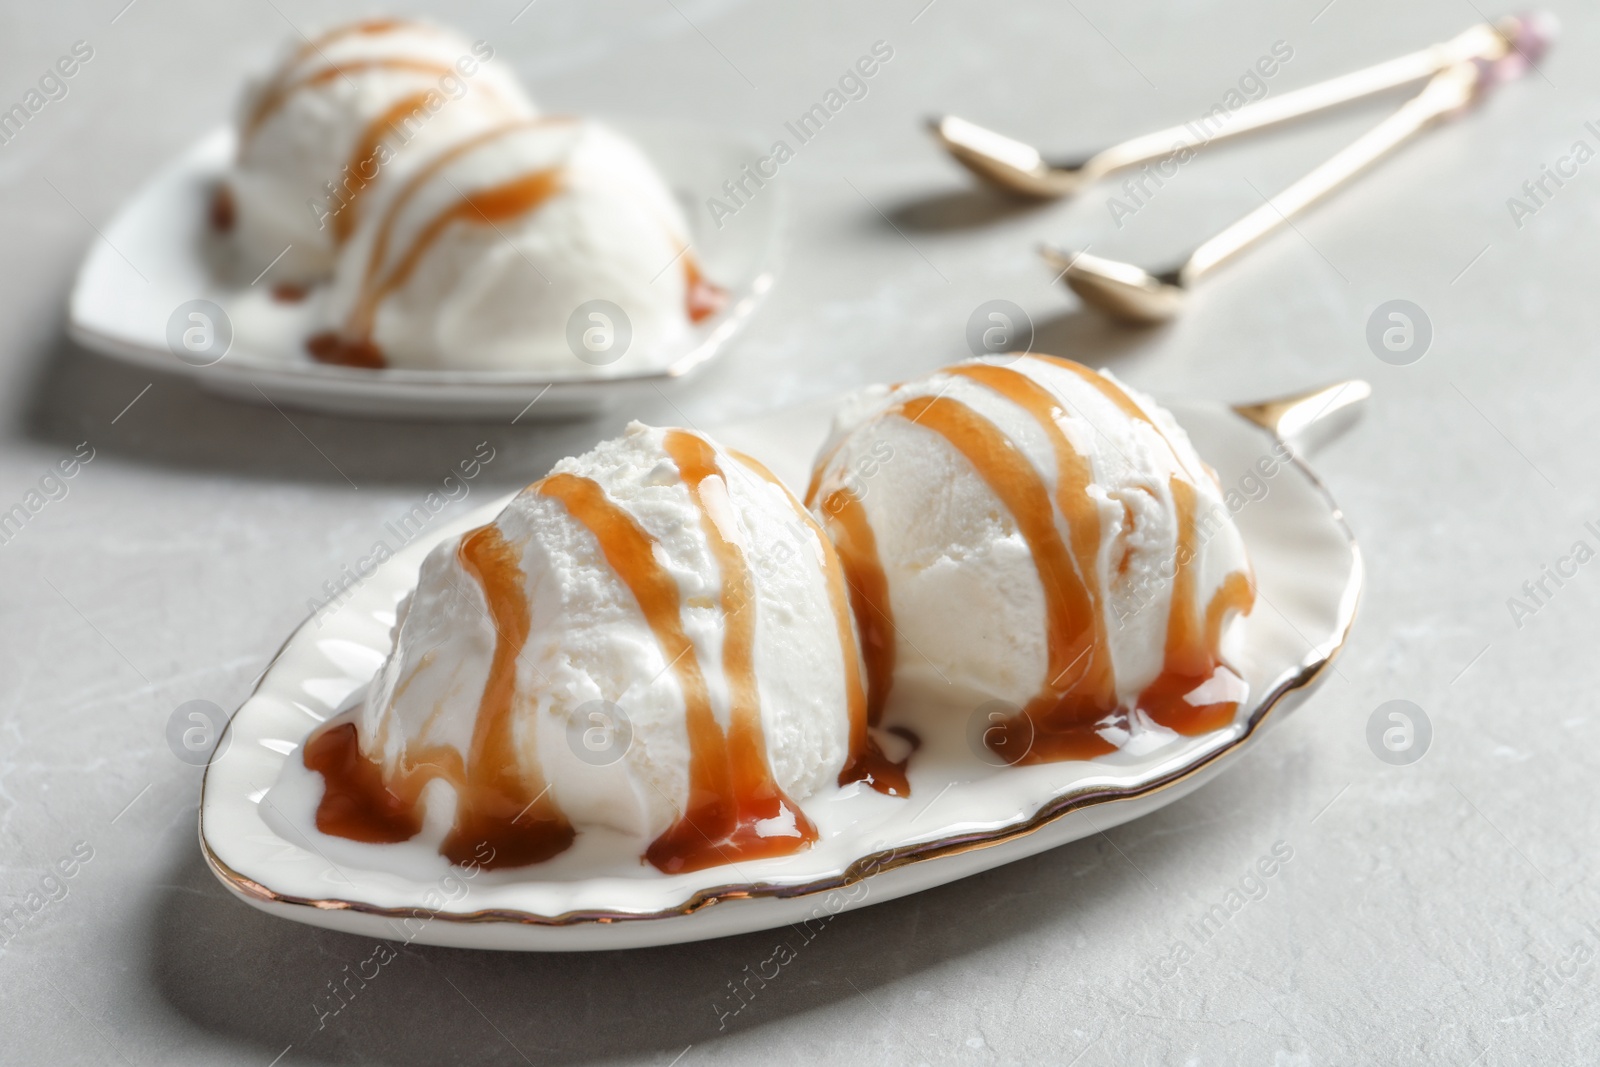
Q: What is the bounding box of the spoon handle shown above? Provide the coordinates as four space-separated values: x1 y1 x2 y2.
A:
1083 20 1514 181
1183 61 1483 283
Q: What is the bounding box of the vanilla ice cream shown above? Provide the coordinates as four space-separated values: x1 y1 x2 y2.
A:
807 355 1255 763
304 424 890 874
307 118 725 371
225 18 535 286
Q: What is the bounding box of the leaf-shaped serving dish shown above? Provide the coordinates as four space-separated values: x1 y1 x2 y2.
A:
199 383 1363 950
67 119 780 421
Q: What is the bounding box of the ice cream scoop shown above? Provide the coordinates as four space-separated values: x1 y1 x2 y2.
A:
807 355 1255 763
306 117 726 372
224 18 536 287
303 423 903 874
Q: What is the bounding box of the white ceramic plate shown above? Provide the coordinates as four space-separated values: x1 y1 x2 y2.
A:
199 389 1362 950
67 120 781 421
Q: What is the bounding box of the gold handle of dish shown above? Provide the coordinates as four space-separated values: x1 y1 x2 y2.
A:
1233 380 1372 442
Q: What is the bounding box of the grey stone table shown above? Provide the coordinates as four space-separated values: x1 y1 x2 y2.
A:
3 0 1597 1063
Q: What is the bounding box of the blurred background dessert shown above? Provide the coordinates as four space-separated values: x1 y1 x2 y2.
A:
222 18 536 289
308 117 724 371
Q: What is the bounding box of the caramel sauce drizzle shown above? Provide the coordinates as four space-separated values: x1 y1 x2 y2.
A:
733 450 909 797
888 392 1117 762
443 525 574 866
305 118 560 368
947 363 1119 761
819 490 895 721
304 118 727 368
242 19 523 245
1042 355 1206 484
308 165 563 368
355 165 564 331
242 18 421 149
1036 357 1256 729
304 523 574 870
289 18 415 67
244 58 459 145
1134 478 1256 735
682 251 728 324
543 465 817 874
209 185 235 232
803 440 841 510
329 90 435 246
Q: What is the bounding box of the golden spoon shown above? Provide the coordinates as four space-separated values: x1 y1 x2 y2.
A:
930 15 1542 200
1041 46 1543 324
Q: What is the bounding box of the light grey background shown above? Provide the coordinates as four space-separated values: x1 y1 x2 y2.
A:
1 0 1595 1063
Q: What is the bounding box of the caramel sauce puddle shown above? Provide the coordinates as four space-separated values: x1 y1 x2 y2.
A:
305 523 573 870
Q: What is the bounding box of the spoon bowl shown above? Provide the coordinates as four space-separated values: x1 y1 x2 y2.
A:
928 115 1087 198
1041 246 1187 324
